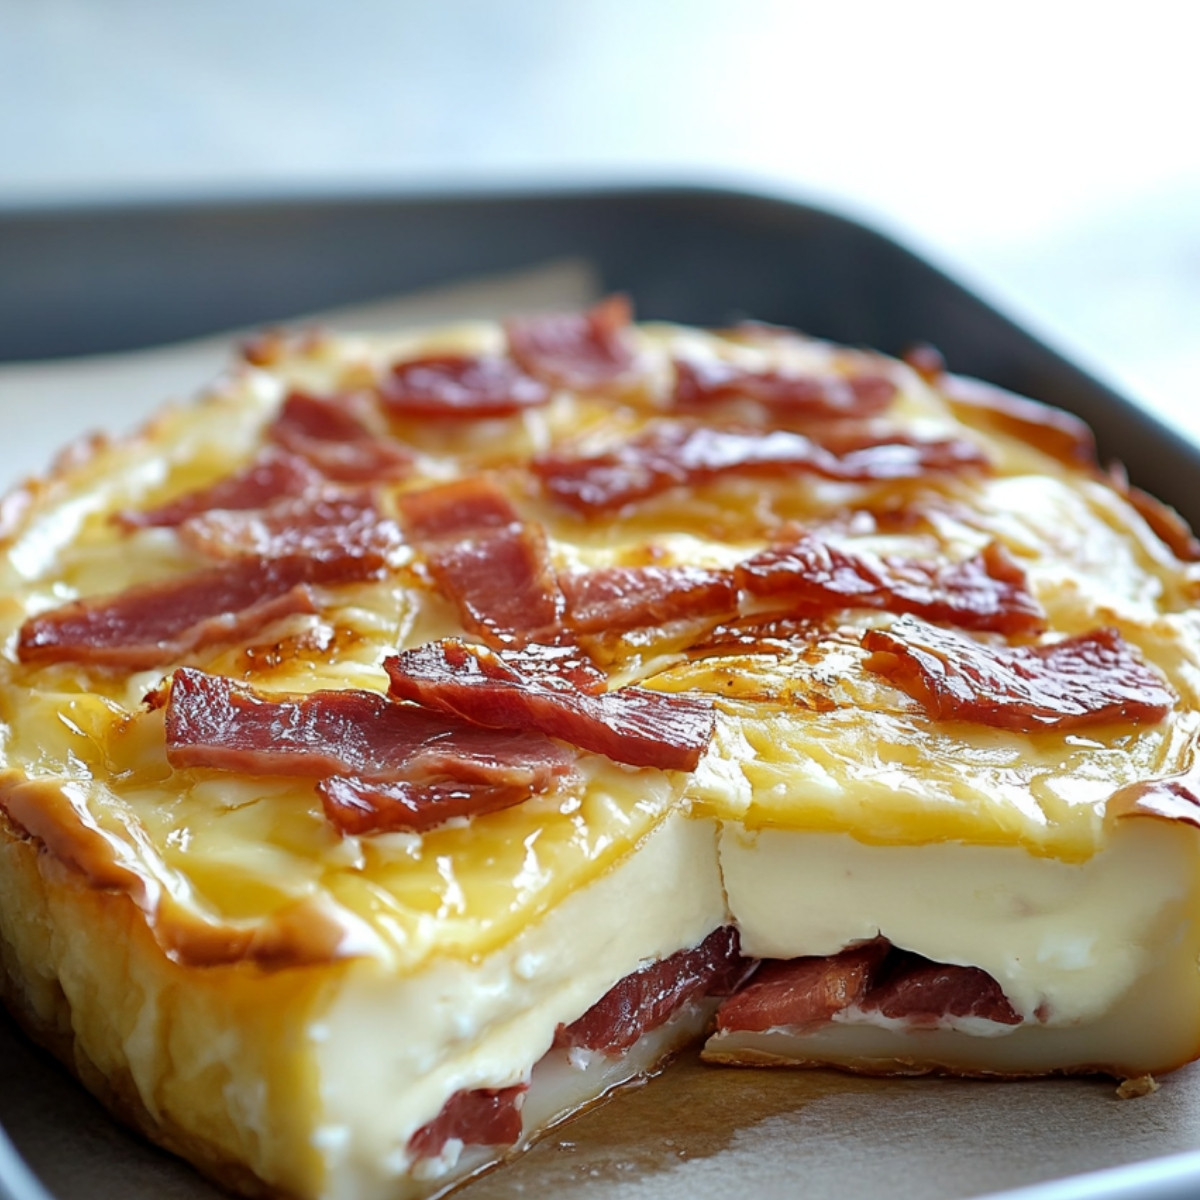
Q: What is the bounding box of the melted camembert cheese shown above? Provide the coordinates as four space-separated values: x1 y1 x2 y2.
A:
3 323 1199 953
2 314 1200 1199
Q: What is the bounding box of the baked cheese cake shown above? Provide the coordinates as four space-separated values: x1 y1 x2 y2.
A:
2 299 1199 1199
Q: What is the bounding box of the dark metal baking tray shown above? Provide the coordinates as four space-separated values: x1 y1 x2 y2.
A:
1 182 1199 1200
1 183 1197 518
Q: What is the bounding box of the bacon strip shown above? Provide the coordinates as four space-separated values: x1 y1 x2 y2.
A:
397 476 521 542
399 479 565 648
384 354 549 418
533 422 989 514
715 941 889 1033
555 927 750 1055
408 1086 527 1159
862 952 1021 1026
266 392 414 482
506 296 636 392
561 565 739 634
737 537 1045 635
178 490 402 570
317 778 533 836
115 451 322 529
16 562 327 670
428 524 565 648
673 358 896 421
940 374 1096 468
1108 462 1200 562
715 941 1022 1032
117 392 411 530
863 616 1175 731
385 639 714 771
166 667 573 788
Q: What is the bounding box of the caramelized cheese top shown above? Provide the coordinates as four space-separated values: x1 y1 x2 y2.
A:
2 317 1198 971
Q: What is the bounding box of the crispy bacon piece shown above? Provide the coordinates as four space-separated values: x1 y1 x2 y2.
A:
166 667 573 789
117 394 411 530
1108 755 1200 829
385 639 714 771
533 422 989 514
383 354 549 418
940 374 1096 468
16 562 327 670
408 1086 527 1159
115 451 322 530
427 523 565 648
555 927 750 1055
561 565 739 634
715 941 1022 1032
397 476 520 542
398 478 565 647
737 537 1045 635
672 358 896 421
506 296 636 392
862 952 1022 1026
496 641 610 694
901 343 947 384
863 616 1175 732
715 941 889 1033
178 490 402 569
1108 462 1200 562
266 392 414 482
318 777 533 836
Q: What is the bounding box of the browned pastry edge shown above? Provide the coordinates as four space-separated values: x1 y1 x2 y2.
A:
0 771 376 972
0 808 313 1200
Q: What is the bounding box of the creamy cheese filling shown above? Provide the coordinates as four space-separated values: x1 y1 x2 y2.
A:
702 931 1200 1076
309 811 725 1200
720 818 1200 1031
305 810 1200 1198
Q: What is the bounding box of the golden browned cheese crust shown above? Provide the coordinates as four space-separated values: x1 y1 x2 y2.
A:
2 311 1200 1199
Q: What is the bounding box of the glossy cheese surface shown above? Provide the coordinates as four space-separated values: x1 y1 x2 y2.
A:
2 318 1199 980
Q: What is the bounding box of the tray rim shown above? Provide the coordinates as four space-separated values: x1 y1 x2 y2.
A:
2 174 1195 475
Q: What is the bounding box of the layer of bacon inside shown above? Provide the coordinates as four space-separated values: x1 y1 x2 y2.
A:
714 939 1020 1036
555 926 750 1055
863 616 1176 732
408 926 748 1161
165 668 574 834
407 1086 528 1160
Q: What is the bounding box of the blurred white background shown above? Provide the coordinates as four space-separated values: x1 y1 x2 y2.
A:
2 0 1197 435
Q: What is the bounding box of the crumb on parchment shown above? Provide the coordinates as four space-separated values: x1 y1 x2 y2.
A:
1115 1075 1160 1100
